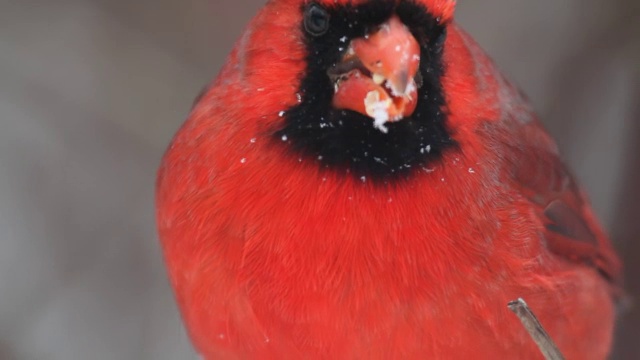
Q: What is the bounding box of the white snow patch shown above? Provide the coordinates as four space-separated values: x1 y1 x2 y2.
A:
405 80 416 96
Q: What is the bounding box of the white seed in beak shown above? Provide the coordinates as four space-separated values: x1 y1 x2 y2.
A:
372 73 386 85
364 90 392 133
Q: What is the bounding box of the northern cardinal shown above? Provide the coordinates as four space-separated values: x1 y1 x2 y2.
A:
156 0 622 359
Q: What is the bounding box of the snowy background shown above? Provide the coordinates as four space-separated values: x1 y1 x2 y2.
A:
0 0 638 359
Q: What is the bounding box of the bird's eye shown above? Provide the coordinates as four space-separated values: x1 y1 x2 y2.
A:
304 4 330 37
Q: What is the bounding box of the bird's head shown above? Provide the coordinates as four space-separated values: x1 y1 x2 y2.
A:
204 0 495 181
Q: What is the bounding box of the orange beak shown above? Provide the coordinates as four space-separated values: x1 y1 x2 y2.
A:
330 16 421 132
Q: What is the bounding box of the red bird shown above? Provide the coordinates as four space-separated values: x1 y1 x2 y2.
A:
156 0 622 359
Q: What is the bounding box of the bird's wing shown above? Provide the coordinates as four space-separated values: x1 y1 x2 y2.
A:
499 118 622 289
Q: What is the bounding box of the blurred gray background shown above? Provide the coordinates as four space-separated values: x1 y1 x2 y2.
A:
0 0 637 359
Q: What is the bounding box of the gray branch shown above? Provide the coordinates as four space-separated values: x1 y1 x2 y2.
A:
508 298 565 360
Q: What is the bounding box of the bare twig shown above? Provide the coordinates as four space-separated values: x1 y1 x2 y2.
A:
508 298 565 360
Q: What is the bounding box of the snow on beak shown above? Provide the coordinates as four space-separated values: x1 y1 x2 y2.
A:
330 16 421 132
